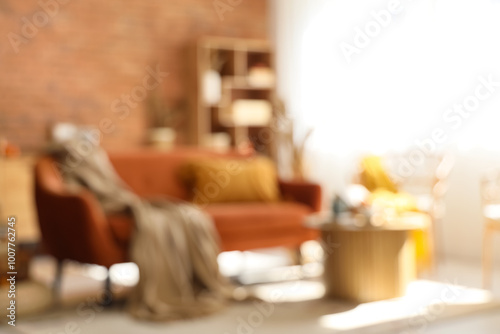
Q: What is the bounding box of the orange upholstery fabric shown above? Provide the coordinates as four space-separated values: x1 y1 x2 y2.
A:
206 202 316 251
109 149 216 200
107 213 134 249
34 148 322 268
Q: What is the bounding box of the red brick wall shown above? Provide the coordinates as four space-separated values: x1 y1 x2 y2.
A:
0 0 268 152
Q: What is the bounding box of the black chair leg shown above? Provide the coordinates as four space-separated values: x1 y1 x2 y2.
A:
52 259 63 305
100 268 113 306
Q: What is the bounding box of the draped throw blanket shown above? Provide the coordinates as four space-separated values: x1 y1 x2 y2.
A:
51 135 234 321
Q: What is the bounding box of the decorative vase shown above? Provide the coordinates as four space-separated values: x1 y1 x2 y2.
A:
203 70 222 105
148 127 176 150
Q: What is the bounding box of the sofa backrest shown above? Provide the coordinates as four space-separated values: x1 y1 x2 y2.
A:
108 148 249 200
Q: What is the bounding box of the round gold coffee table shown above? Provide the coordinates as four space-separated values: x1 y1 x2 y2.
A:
306 212 429 303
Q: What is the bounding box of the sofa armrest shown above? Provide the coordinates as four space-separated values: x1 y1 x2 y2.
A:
278 179 322 212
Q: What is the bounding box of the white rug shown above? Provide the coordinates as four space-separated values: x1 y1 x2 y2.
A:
4 279 498 334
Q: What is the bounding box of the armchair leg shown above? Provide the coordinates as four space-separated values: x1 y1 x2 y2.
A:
100 269 113 306
53 259 64 305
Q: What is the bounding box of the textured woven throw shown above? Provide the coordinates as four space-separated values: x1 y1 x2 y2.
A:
50 134 234 321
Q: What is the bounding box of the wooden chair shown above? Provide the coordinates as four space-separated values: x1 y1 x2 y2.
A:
480 169 500 289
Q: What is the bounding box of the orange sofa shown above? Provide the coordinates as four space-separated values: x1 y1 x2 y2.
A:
34 148 321 269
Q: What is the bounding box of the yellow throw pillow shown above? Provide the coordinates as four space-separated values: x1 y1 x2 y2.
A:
181 156 281 205
360 155 398 193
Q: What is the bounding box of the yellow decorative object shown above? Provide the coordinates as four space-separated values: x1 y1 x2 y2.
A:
181 156 281 204
360 155 398 193
359 155 432 272
413 228 432 273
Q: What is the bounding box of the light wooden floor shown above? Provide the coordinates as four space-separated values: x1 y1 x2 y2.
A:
4 253 500 334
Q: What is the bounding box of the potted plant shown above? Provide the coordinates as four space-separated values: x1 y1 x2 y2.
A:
146 89 184 150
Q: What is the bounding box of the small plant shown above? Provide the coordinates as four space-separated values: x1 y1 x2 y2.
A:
146 89 184 129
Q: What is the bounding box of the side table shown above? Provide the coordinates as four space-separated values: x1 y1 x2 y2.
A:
306 212 429 303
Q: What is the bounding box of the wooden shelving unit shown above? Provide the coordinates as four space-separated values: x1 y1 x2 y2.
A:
189 36 278 157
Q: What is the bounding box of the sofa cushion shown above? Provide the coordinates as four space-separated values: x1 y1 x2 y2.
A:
205 201 313 238
181 156 281 204
206 202 316 251
109 150 207 200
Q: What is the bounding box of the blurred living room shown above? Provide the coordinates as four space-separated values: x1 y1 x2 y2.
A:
2 0 500 333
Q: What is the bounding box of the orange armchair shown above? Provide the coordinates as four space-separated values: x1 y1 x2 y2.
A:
34 157 128 268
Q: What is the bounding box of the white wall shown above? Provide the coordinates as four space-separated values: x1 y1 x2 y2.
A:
269 0 500 264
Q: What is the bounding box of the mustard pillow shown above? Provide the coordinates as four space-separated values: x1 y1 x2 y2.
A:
181 156 281 204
